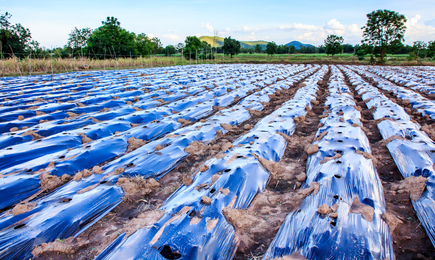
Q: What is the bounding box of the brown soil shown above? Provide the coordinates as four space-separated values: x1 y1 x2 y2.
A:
233 67 331 259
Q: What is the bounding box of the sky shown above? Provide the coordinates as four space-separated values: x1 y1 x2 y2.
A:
2 0 435 48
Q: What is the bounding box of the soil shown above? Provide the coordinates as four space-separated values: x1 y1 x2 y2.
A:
232 67 331 259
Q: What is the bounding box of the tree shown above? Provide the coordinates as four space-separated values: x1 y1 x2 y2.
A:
184 36 201 59
67 27 92 50
266 42 277 56
164 45 176 56
151 37 164 54
289 45 296 54
255 44 262 53
324 35 344 56
318 45 326 53
222 36 241 58
0 11 34 58
428 41 435 58
86 17 136 58
200 41 212 59
413 41 427 58
342 44 354 53
362 9 407 62
175 43 184 53
135 33 153 56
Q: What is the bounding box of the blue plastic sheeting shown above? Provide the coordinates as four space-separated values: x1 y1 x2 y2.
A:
263 66 394 260
341 65 435 249
0 76 268 210
96 65 328 260
365 66 435 95
349 65 435 121
0 185 123 260
0 64 312 259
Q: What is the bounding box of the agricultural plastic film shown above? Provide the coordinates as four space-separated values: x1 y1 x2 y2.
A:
263 66 394 260
96 65 328 260
0 65 311 258
342 65 435 248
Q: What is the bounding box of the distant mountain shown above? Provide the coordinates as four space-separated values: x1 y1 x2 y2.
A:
199 36 268 50
285 41 314 49
199 36 313 50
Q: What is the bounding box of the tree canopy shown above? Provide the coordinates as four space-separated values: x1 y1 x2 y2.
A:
183 36 201 59
362 9 407 62
86 17 137 58
266 42 278 56
222 36 241 58
324 35 344 56
0 11 34 58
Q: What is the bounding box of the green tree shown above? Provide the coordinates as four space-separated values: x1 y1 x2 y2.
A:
222 36 241 58
175 43 184 53
428 41 435 58
200 41 213 59
67 27 92 50
86 17 136 58
362 9 407 63
164 45 176 56
324 35 344 56
135 33 153 56
318 45 326 53
266 42 277 56
342 44 354 53
184 36 201 59
0 11 33 58
151 37 164 54
254 44 262 53
413 41 427 58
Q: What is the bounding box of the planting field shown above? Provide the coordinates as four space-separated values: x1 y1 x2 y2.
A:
0 63 434 260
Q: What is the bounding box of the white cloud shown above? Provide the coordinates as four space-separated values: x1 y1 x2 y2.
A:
162 34 180 41
405 15 435 43
201 22 214 33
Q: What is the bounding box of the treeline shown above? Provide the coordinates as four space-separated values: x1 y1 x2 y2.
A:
1 9 434 62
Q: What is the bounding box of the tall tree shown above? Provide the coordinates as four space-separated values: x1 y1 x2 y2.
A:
175 43 184 53
67 27 92 50
222 36 240 58
164 45 176 56
324 35 344 56
135 33 153 56
428 41 435 58
361 9 407 62
254 44 262 53
266 42 277 56
0 11 33 58
86 17 136 58
183 36 201 59
413 41 427 58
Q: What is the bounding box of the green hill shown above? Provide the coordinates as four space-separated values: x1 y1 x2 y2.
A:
199 36 269 50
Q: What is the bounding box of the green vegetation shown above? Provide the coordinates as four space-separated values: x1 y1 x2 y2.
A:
362 9 407 62
222 37 241 58
183 36 201 60
266 42 278 56
324 35 344 56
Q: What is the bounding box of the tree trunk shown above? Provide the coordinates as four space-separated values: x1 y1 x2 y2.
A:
380 48 385 63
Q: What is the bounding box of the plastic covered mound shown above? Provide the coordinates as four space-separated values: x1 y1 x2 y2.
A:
349 65 435 120
94 66 328 259
0 64 320 259
263 66 394 260
342 65 435 248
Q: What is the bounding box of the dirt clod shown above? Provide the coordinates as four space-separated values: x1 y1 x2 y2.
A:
349 196 374 222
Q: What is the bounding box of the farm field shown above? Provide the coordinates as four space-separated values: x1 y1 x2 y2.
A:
0 63 434 260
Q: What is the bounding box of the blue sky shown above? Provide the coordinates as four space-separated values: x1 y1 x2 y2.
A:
2 0 435 48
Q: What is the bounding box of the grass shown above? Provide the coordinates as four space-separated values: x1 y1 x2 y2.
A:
0 53 433 77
